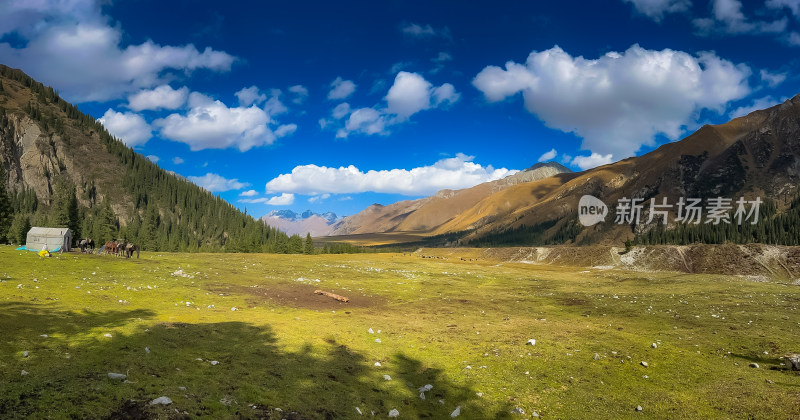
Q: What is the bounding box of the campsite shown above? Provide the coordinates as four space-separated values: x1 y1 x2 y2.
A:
1 246 798 418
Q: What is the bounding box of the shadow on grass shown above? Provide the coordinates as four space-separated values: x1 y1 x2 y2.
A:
0 302 512 419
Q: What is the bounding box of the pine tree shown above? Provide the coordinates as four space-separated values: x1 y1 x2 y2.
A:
8 213 30 245
304 233 314 254
0 164 11 243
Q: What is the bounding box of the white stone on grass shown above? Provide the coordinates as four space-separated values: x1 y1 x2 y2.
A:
23 351 28 357
383 374 392 381
150 396 172 405
108 372 127 380
451 406 461 417
388 408 400 417
368 328 374 334
526 339 536 346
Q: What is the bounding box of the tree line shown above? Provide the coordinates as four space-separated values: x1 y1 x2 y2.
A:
0 65 364 254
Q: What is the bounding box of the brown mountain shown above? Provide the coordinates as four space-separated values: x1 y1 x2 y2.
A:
331 95 800 245
329 162 571 235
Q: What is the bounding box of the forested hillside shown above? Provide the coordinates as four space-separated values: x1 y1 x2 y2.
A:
0 65 312 253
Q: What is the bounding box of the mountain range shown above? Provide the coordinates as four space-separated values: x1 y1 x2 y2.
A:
327 95 800 246
261 210 340 237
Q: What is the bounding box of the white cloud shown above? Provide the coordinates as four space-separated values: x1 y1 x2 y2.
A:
623 0 691 21
729 96 785 118
385 72 459 118
693 0 787 35
328 77 357 100
400 22 451 40
235 86 267 107
538 148 558 162
154 92 296 151
97 109 151 147
790 31 800 45
187 173 249 192
288 85 309 104
332 72 459 138
332 103 351 119
0 1 235 102
473 44 751 160
127 85 188 111
342 108 388 137
386 72 435 118
274 124 297 137
265 153 517 196
767 0 800 17
172 157 184 165
239 193 295 205
760 69 787 87
146 155 159 163
308 193 331 203
239 189 259 197
571 153 614 170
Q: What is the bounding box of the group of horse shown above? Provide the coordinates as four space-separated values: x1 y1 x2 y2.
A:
78 238 139 258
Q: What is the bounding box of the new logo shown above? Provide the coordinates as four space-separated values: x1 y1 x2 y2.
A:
578 195 608 226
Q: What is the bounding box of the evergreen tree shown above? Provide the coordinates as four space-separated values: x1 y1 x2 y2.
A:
8 213 30 244
0 164 11 243
304 233 314 254
97 200 117 243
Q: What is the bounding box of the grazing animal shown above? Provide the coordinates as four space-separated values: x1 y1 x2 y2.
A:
125 243 139 259
104 241 117 256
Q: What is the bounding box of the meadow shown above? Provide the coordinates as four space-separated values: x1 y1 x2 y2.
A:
0 245 798 419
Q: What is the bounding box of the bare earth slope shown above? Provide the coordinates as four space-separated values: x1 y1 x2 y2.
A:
330 162 571 235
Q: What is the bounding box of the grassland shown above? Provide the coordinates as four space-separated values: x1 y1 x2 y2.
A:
0 245 798 419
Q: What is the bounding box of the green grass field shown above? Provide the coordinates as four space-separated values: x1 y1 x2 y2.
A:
0 245 798 419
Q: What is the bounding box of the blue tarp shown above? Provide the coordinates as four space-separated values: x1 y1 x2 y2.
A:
17 246 61 252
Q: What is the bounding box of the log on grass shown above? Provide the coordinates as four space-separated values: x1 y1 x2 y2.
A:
314 289 350 302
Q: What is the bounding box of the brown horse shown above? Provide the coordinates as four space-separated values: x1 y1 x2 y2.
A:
104 241 117 255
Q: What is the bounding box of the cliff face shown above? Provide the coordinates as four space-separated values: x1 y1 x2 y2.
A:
0 67 134 220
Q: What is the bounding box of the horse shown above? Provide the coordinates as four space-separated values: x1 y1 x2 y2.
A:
79 238 95 254
104 241 117 256
125 243 139 259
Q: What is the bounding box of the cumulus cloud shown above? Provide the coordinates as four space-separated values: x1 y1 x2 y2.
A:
239 189 259 197
331 72 459 138
693 0 787 35
172 157 184 164
0 1 235 102
154 92 296 151
288 85 309 104
623 0 691 21
187 173 249 192
146 155 159 163
235 86 267 107
538 148 558 162
729 96 785 118
328 77 357 100
571 153 614 170
97 109 151 147
239 193 295 205
265 153 517 196
127 85 188 111
473 44 751 160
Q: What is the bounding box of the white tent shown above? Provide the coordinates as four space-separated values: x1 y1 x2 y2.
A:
25 227 72 252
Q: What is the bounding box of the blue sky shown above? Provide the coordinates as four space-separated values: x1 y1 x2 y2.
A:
1 0 799 218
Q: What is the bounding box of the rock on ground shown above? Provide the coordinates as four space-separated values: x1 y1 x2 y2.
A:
150 396 172 405
388 408 400 417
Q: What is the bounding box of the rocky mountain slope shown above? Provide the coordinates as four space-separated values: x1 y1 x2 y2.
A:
332 95 800 246
0 65 287 251
330 162 571 235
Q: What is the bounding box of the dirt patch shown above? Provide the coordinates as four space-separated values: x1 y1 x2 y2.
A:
209 282 386 311
104 399 154 420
